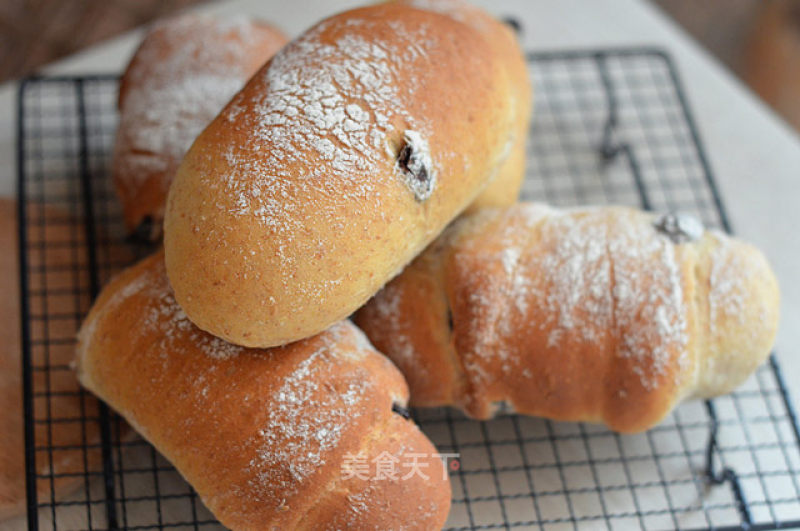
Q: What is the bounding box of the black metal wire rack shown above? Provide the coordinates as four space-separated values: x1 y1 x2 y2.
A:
16 48 800 531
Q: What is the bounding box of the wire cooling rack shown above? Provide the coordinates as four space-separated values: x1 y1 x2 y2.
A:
16 48 800 530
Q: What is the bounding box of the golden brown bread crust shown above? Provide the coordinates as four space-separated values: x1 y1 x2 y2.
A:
399 0 532 212
113 13 287 240
75 252 450 530
355 203 780 433
163 1 530 348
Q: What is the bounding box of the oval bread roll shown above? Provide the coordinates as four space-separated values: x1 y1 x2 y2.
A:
355 203 780 433
75 252 451 529
164 0 531 347
113 13 287 240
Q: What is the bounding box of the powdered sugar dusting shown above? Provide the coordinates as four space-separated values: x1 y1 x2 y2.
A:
708 231 769 333
120 75 243 176
81 255 245 362
193 14 439 318
133 258 245 360
539 211 612 347
709 241 746 329
457 205 691 392
500 247 521 276
407 0 489 30
213 15 435 223
247 322 372 493
368 282 418 369
114 14 285 193
455 204 550 375
83 257 408 523
607 212 689 390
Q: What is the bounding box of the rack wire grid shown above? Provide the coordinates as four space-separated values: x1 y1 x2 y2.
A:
16 47 800 531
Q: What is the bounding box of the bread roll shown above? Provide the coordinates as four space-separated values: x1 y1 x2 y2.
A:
76 252 450 529
113 13 287 240
354 203 780 433
163 0 531 347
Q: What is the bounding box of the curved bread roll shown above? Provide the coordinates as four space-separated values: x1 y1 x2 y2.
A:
76 252 450 529
354 203 780 433
164 0 531 347
113 13 287 240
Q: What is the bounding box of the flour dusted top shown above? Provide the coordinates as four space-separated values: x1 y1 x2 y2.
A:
77 250 453 527
94 259 377 478
136 258 246 361
247 324 371 491
79 253 411 519
182 11 442 325
355 202 778 430
164 0 520 349
452 204 693 394
215 15 434 224
114 13 286 191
